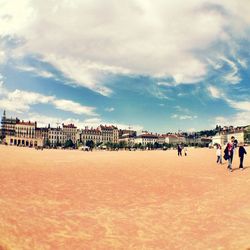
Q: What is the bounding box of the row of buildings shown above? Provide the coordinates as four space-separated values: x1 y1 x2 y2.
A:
212 125 250 146
1 111 249 148
0 111 120 148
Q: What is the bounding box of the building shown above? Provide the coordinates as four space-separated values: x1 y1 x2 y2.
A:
5 120 43 147
48 127 64 146
164 134 179 144
15 120 37 139
157 135 166 144
78 127 102 145
212 134 227 146
5 135 43 147
226 126 249 144
119 133 136 147
212 125 250 145
35 127 49 143
62 123 77 144
134 133 159 146
119 129 137 138
98 125 119 144
197 137 212 147
1 110 19 138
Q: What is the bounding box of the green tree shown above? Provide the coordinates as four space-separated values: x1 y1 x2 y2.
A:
118 141 127 149
64 139 74 148
45 139 51 147
86 140 95 149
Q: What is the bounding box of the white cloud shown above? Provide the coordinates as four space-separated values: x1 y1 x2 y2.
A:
0 50 6 64
157 82 173 87
215 112 250 127
171 114 198 120
105 107 115 112
1 0 250 93
207 85 250 113
220 56 241 84
0 85 97 116
227 100 250 112
52 99 96 116
16 65 55 79
207 85 222 98
237 58 247 69
207 58 223 70
174 105 190 114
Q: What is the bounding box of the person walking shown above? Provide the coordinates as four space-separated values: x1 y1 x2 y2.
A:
225 136 236 172
216 145 222 164
177 144 182 156
238 144 247 170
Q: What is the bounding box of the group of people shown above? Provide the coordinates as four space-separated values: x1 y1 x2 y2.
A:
216 136 247 171
177 144 187 156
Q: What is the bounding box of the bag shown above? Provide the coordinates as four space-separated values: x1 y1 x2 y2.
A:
224 146 229 160
223 154 228 161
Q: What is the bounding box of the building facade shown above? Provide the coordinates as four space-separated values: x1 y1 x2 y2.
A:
212 125 250 145
35 127 49 143
212 134 227 146
5 120 43 147
5 135 43 147
1 110 19 138
62 123 77 144
98 125 119 144
79 127 102 145
48 127 64 146
15 121 36 139
134 133 159 146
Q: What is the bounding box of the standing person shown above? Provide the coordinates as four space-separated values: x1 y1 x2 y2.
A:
239 144 247 170
216 145 222 164
225 136 236 172
177 144 182 156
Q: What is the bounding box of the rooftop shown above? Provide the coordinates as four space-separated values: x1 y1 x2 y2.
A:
17 121 36 126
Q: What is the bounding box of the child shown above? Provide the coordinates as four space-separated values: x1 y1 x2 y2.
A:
216 145 222 164
184 147 187 156
238 144 247 170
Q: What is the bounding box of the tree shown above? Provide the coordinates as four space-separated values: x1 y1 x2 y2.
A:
64 139 74 148
44 139 51 147
118 141 127 149
146 143 153 150
96 142 103 147
154 142 162 149
86 140 95 149
105 142 114 150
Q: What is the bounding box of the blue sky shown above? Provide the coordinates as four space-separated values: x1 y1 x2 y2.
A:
0 0 250 133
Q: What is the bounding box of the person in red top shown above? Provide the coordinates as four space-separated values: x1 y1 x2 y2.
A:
226 136 236 172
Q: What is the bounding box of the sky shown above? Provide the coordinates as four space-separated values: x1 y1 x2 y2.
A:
0 0 250 133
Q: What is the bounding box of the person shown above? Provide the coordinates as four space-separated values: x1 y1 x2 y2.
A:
177 144 182 156
224 136 236 172
184 147 187 156
216 145 222 164
238 144 247 170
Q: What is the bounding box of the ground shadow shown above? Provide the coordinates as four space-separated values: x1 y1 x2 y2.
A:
232 166 250 172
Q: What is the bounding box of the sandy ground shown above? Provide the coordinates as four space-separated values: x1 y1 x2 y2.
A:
0 146 250 250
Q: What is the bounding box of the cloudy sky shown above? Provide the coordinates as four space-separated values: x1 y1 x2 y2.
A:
0 0 250 133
